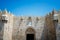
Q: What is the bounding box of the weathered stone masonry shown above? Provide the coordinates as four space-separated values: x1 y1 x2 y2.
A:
0 9 60 40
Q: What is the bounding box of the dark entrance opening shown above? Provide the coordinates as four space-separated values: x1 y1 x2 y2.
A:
26 34 34 40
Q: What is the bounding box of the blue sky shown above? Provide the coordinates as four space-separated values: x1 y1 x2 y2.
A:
0 0 60 16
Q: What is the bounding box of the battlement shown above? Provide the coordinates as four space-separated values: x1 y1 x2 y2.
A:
0 9 14 23
0 9 60 40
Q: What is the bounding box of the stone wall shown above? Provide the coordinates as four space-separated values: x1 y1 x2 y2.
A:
12 16 45 40
1 10 14 40
56 11 60 40
0 9 60 40
44 10 56 40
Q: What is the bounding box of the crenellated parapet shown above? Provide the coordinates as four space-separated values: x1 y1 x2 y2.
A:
0 9 14 40
44 9 58 40
0 9 60 40
0 9 14 23
12 16 45 40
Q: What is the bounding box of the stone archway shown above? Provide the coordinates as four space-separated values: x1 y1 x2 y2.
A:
25 27 35 40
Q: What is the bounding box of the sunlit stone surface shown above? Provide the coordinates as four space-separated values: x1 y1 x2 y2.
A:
0 9 60 40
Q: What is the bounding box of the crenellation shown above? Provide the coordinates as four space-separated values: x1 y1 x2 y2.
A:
0 9 60 40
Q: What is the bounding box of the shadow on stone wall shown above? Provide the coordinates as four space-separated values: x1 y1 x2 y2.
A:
0 22 4 40
41 23 57 40
40 26 47 40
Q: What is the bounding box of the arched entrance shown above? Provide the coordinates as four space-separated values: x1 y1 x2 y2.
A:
25 27 35 40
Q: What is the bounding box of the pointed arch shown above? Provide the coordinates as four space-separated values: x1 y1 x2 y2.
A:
25 27 35 34
25 27 36 40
